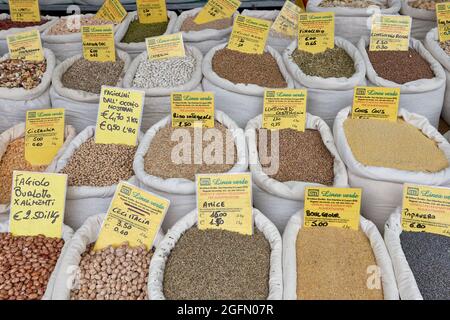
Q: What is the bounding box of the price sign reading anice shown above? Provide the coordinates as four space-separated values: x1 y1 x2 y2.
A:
82 24 116 62
271 1 302 38
304 187 361 231
7 29 44 61
95 0 127 23
194 0 241 25
402 184 450 237
94 181 170 251
298 12 335 54
171 92 215 128
436 2 450 42
369 14 411 51
197 173 253 235
95 86 144 146
227 15 271 54
25 108 65 166
9 0 41 22
137 0 168 24
352 87 400 122
9 171 67 238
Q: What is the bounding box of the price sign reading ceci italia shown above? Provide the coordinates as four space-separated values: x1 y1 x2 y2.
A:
263 89 307 132
298 12 335 54
402 184 450 237
227 15 271 55
25 108 65 166
369 14 411 51
95 86 144 146
7 29 44 61
9 0 40 22
82 24 116 62
146 32 186 61
137 0 168 24
94 181 170 251
194 0 241 25
304 187 361 231
352 87 400 122
9 171 67 238
95 0 127 23
197 173 253 236
171 92 215 128
436 3 450 42
271 1 302 38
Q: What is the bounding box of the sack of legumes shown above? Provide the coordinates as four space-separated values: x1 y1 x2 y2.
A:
54 126 142 230
148 209 283 300
0 219 74 300
203 43 295 128
283 37 366 128
41 14 127 63
0 48 55 132
400 0 440 40
50 50 131 133
133 110 248 231
115 11 177 59
384 208 450 300
333 107 450 232
245 113 348 232
307 0 401 44
424 28 450 126
283 211 398 300
358 37 446 128
52 214 164 300
172 7 238 55
122 45 203 132
0 122 76 217
0 13 57 54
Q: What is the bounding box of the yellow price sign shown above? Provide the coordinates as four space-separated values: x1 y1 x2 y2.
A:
146 32 186 61
227 15 271 55
298 12 335 54
137 0 168 24
352 87 400 122
9 0 40 22
194 0 241 24
7 29 44 61
95 86 144 146
95 0 127 23
304 187 361 231
369 14 411 51
402 184 450 238
25 108 65 166
295 0 305 11
94 181 170 251
271 1 302 38
197 173 253 236
171 92 215 128
82 24 116 62
263 89 307 132
436 3 450 42
9 171 67 238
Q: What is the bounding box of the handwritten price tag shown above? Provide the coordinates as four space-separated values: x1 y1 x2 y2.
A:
304 187 361 231
298 12 335 54
197 173 253 235
263 89 307 131
402 184 450 237
146 32 185 61
437 2 450 42
94 181 170 251
171 92 215 128
227 15 271 55
9 171 67 238
194 0 241 24
352 87 400 122
82 24 116 62
7 29 44 61
95 0 127 23
369 14 411 51
271 1 302 38
95 86 144 146
137 0 168 24
9 0 40 22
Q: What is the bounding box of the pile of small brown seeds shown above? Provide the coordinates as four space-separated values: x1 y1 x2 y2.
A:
343 118 449 172
61 58 125 94
0 59 47 90
0 233 64 300
60 138 136 187
180 14 233 32
367 48 434 84
212 48 288 88
0 138 46 204
296 227 383 300
409 0 445 10
319 0 386 8
0 18 48 30
144 121 236 181
258 129 335 185
163 228 271 300
71 244 152 300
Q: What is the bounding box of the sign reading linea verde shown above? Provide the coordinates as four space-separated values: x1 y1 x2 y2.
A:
352 87 400 122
